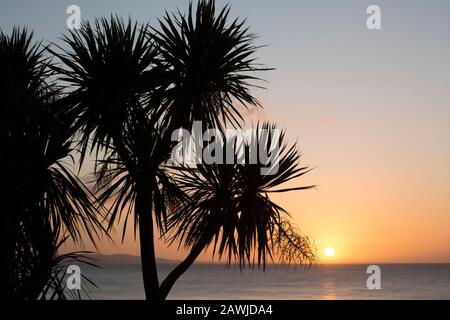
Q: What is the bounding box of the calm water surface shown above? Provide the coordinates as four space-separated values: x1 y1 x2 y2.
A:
78 263 450 299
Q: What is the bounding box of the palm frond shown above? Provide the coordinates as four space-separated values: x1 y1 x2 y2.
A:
50 16 161 164
151 0 270 131
166 122 316 269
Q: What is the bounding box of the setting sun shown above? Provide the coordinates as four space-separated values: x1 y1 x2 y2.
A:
324 247 335 257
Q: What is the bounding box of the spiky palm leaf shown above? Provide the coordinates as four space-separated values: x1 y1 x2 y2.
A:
151 0 268 131
167 123 316 268
94 113 185 238
51 16 161 163
38 235 100 301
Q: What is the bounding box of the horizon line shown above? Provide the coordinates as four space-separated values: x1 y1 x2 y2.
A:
85 253 450 265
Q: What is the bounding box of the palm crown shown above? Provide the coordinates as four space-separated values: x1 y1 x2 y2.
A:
151 0 266 131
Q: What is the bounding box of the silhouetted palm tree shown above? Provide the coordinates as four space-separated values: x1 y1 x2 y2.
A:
53 0 267 300
94 108 185 300
51 17 169 299
0 28 104 299
52 16 181 300
159 123 316 298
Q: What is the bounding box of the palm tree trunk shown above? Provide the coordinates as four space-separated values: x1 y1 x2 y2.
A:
136 188 161 300
159 235 210 299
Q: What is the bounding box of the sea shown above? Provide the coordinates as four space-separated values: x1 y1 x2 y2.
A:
77 262 450 299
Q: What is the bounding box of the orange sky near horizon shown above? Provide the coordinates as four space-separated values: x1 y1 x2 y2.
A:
63 138 449 265
64 101 450 264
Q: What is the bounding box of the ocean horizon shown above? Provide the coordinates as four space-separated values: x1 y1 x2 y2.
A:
76 258 450 300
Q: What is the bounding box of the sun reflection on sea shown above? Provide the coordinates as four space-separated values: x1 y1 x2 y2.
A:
321 280 337 300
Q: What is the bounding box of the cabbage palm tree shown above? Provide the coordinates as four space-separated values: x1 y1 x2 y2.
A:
53 0 265 300
52 17 169 300
159 123 316 299
0 27 104 299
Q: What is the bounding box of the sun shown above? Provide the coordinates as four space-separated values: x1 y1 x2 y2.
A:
324 247 335 257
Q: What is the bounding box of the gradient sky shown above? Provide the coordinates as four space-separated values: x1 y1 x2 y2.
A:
1 0 449 263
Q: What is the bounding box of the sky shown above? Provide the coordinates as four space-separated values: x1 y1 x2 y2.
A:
1 0 449 263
